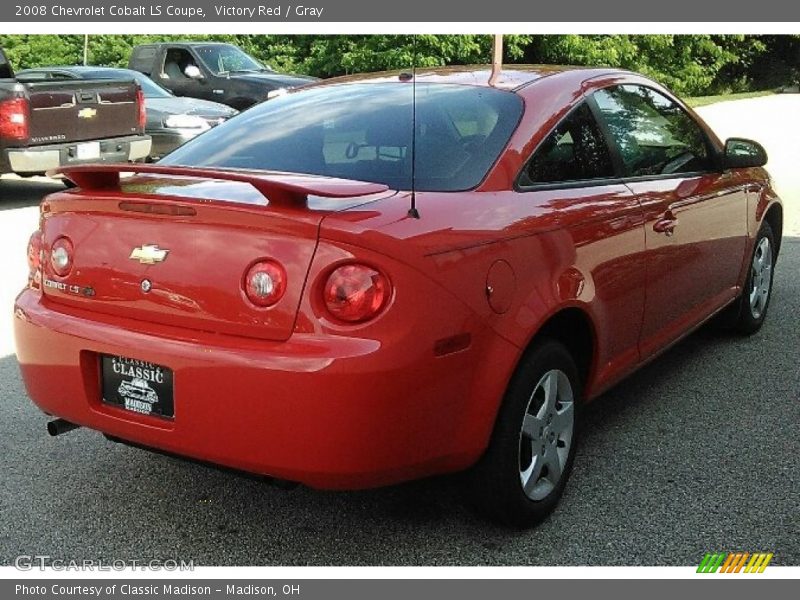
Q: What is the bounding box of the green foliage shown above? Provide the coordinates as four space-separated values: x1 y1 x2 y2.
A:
522 34 774 95
1 34 798 96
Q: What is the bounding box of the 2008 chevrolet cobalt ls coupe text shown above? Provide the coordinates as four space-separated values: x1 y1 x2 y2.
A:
15 66 782 526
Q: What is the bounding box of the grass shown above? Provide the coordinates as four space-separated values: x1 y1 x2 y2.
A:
685 90 776 108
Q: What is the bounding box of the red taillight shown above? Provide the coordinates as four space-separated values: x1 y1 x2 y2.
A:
50 237 74 277
323 264 390 323
27 231 42 285
0 97 30 140
243 260 286 307
136 87 147 130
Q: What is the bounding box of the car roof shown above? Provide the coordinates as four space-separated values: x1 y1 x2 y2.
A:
136 42 232 48
20 62 628 92
316 64 628 91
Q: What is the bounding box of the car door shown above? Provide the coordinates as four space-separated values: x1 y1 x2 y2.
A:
158 46 205 99
181 47 222 103
517 101 647 389
589 84 748 357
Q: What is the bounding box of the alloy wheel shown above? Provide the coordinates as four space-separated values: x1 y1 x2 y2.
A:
749 237 773 320
518 369 575 501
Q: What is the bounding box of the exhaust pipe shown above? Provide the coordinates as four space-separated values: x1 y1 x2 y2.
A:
47 419 80 437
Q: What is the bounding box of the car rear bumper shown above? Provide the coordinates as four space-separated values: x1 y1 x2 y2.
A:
5 135 151 174
13 288 501 489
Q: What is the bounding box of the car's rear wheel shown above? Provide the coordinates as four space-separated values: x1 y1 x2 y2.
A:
717 221 776 334
466 339 580 527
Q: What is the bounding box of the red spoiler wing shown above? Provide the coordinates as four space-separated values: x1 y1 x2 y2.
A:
52 164 390 203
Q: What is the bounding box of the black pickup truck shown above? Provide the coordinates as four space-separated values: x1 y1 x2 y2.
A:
0 48 151 178
128 42 317 111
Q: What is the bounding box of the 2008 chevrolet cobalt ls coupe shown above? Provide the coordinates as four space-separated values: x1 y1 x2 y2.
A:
15 66 782 526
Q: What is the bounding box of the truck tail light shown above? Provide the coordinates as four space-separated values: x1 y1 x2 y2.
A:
0 97 30 140
136 87 147 130
323 264 390 323
27 230 42 286
50 237 74 277
243 260 286 307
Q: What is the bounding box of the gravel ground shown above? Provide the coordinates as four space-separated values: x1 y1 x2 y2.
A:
0 95 797 566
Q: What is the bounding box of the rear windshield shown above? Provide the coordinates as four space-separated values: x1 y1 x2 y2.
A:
160 83 523 192
84 69 172 98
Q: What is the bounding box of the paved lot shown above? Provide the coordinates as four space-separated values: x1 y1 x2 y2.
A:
0 96 798 566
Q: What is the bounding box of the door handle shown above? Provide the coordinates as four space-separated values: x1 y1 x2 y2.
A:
653 216 678 236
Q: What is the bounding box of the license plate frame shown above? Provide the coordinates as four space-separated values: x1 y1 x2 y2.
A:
101 355 174 419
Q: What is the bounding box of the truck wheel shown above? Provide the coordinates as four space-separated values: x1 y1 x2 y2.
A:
466 339 580 527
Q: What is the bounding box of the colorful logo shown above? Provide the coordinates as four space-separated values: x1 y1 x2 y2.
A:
697 552 773 573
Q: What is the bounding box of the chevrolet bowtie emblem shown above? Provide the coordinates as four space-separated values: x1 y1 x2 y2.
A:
78 107 97 119
129 244 169 265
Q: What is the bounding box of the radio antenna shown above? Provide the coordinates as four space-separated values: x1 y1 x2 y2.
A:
407 34 420 219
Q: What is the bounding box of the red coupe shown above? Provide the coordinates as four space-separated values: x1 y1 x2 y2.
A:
15 66 782 526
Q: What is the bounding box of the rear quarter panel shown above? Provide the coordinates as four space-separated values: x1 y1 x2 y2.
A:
321 181 647 459
293 232 522 470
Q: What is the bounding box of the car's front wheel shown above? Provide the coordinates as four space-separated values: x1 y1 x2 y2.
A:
722 221 777 335
466 339 580 527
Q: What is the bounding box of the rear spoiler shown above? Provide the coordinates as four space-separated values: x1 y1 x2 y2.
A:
52 164 390 204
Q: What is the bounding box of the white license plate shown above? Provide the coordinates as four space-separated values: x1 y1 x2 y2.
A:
76 141 101 161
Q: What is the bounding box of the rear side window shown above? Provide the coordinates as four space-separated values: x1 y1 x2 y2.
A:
161 83 523 192
16 71 49 81
592 85 713 177
519 102 615 186
49 72 77 80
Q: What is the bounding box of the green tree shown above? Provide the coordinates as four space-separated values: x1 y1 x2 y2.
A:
1 34 796 97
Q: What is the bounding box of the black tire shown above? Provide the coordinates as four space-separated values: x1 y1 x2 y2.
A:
718 222 776 335
466 339 581 527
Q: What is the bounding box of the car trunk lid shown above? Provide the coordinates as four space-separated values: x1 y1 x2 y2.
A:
39 165 392 341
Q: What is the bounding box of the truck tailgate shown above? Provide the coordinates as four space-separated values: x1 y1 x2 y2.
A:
23 79 141 146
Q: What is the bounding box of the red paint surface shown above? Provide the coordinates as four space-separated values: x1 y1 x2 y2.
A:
15 67 781 488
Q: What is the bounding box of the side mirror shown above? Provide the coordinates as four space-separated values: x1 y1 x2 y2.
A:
723 138 767 169
184 65 203 80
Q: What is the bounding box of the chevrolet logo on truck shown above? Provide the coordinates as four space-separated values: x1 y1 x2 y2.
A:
78 107 97 119
130 245 169 265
